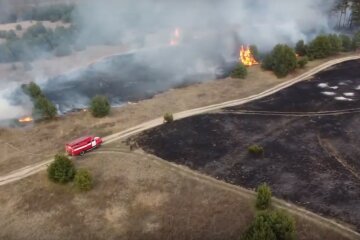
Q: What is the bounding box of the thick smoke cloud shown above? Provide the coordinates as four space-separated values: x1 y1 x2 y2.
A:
75 0 336 50
0 0 337 120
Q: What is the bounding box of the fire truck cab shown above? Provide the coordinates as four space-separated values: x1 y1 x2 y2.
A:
65 136 103 156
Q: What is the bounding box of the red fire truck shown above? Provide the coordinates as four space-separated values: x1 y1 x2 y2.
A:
65 136 103 156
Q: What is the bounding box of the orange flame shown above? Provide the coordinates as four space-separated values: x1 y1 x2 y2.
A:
239 45 259 66
170 28 181 46
18 116 33 123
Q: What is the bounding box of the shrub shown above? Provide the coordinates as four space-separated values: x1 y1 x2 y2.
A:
264 44 297 78
297 56 308 68
248 144 264 157
295 40 307 56
16 24 22 31
74 169 93 191
256 183 272 210
163 112 174 123
231 63 248 79
47 154 76 183
242 210 296 240
90 95 111 118
34 96 57 119
307 35 332 59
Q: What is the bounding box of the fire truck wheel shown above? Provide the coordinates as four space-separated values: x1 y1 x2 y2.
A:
80 151 85 156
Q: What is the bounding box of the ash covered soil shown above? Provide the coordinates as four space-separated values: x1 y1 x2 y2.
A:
136 59 360 230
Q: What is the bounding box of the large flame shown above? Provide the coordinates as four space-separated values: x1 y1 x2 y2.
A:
18 116 33 123
239 45 259 66
170 28 181 46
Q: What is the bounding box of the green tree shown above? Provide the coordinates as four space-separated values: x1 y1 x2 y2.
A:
261 54 273 71
74 169 93 191
307 35 332 59
327 34 342 54
231 63 248 79
250 45 260 61
34 96 57 119
90 95 111 117
47 154 76 184
353 31 360 50
295 40 307 56
23 81 43 99
340 34 353 51
269 44 297 78
256 183 272 210
242 211 296 240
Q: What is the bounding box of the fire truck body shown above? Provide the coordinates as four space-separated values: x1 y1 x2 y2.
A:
65 136 103 156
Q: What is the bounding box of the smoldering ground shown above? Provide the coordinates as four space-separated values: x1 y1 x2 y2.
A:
0 0 337 120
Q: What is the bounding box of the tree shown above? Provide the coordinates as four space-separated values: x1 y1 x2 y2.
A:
268 44 297 78
256 183 272 210
353 31 360 50
34 96 57 119
23 81 43 99
242 211 296 240
295 40 307 56
261 54 273 71
327 34 342 54
340 34 353 51
163 112 174 123
307 35 332 59
90 95 111 117
74 169 93 191
231 63 248 79
250 45 260 61
47 154 76 184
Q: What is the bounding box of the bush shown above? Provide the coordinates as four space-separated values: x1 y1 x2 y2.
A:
90 95 111 118
297 56 308 68
16 24 22 31
295 40 307 56
231 63 248 79
242 210 296 240
163 112 174 123
47 154 76 184
307 35 332 59
256 183 272 210
34 96 57 119
264 44 297 78
248 144 264 157
74 169 93 191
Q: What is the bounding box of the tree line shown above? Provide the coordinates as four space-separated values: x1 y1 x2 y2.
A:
333 0 360 29
0 22 79 63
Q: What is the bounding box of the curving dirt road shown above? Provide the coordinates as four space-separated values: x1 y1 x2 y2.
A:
0 55 359 187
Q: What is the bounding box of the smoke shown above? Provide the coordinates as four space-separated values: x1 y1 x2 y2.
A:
74 0 336 50
0 0 338 121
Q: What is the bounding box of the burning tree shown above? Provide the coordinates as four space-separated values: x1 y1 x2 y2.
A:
239 45 259 66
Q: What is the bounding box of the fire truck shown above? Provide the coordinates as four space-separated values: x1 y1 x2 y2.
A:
65 136 103 156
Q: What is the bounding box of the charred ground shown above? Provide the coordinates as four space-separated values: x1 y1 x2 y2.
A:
136 60 360 230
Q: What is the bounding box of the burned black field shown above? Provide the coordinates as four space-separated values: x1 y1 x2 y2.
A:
136 60 360 230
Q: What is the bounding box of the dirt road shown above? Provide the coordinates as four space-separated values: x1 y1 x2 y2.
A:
0 55 359 187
